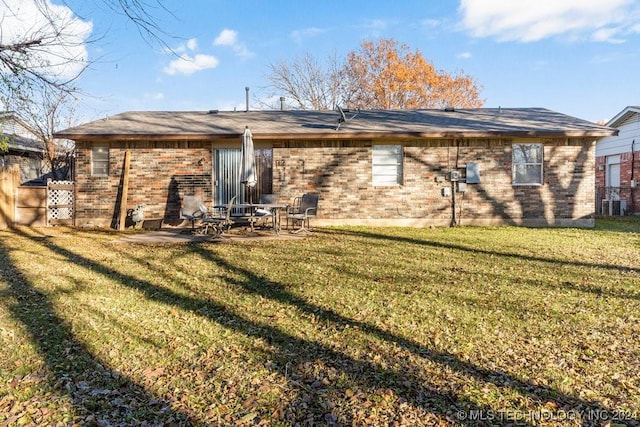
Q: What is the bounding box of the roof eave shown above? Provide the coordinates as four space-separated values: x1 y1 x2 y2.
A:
265 130 618 139
56 129 618 141
606 106 640 128
52 133 243 141
7 145 44 154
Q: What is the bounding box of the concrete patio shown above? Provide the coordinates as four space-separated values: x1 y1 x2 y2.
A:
114 227 307 244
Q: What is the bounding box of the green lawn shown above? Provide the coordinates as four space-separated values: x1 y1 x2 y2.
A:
0 220 639 426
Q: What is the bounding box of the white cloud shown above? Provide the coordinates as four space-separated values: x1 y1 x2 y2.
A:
171 38 198 54
591 28 625 44
420 19 442 29
163 54 219 76
362 19 388 31
1 0 92 79
214 28 253 58
457 52 472 59
354 18 398 39
290 27 326 44
532 60 549 71
146 92 165 100
186 38 198 51
214 29 237 46
590 51 635 64
164 37 220 75
459 0 639 43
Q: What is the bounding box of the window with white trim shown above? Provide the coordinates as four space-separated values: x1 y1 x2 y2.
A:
91 147 109 176
27 157 43 181
372 144 403 186
512 143 543 185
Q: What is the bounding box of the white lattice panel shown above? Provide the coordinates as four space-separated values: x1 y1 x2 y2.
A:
48 181 74 223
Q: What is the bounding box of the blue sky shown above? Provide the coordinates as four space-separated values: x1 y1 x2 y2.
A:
36 1 640 123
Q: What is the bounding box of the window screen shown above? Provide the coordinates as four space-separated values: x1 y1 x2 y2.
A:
512 143 543 185
92 147 109 176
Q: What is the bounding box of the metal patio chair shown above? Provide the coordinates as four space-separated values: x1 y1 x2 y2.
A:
180 195 208 232
258 193 277 204
201 196 237 236
254 193 277 229
286 193 319 233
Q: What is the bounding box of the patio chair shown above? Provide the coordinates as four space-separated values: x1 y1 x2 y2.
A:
254 194 277 228
286 193 319 233
180 195 208 232
258 193 277 204
201 196 237 236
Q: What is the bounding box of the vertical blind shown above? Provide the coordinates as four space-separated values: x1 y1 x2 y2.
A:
372 145 403 186
213 148 272 205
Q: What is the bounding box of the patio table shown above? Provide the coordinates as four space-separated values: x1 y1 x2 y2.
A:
220 203 288 234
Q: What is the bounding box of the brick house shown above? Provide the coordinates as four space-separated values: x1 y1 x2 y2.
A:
55 108 615 228
596 106 640 216
1 112 46 184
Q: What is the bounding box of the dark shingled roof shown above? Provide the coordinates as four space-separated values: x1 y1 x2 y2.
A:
3 134 44 153
55 108 617 141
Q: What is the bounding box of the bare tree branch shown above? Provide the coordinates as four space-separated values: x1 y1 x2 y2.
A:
263 52 344 110
263 39 484 111
0 0 174 99
100 0 177 50
10 80 76 180
0 0 174 176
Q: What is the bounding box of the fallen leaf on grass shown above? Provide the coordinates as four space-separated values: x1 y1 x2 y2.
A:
242 398 256 409
239 411 258 423
142 367 165 380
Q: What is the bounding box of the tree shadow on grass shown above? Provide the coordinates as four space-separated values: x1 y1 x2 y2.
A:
10 236 482 424
115 237 636 426
186 245 638 426
332 228 640 301
0 236 193 425
7 228 638 426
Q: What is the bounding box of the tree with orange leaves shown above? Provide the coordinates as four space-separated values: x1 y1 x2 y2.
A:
264 38 483 111
343 38 483 109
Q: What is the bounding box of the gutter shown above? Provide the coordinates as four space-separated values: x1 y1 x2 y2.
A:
53 129 619 142
632 139 636 213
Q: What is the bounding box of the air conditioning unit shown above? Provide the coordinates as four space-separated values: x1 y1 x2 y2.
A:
601 199 627 216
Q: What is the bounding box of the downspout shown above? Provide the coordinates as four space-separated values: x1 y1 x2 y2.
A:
450 179 457 227
450 141 461 227
631 139 636 213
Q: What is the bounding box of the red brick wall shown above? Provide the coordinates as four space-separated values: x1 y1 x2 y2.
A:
75 141 212 227
74 137 597 228
595 150 640 214
270 137 595 226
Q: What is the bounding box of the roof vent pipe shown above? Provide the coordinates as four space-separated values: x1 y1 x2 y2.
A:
280 96 285 111
245 86 250 112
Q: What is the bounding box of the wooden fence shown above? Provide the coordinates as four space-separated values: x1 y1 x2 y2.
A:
17 186 47 227
0 165 20 229
0 164 72 228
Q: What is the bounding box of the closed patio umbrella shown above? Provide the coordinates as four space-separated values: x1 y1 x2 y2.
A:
240 126 257 203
